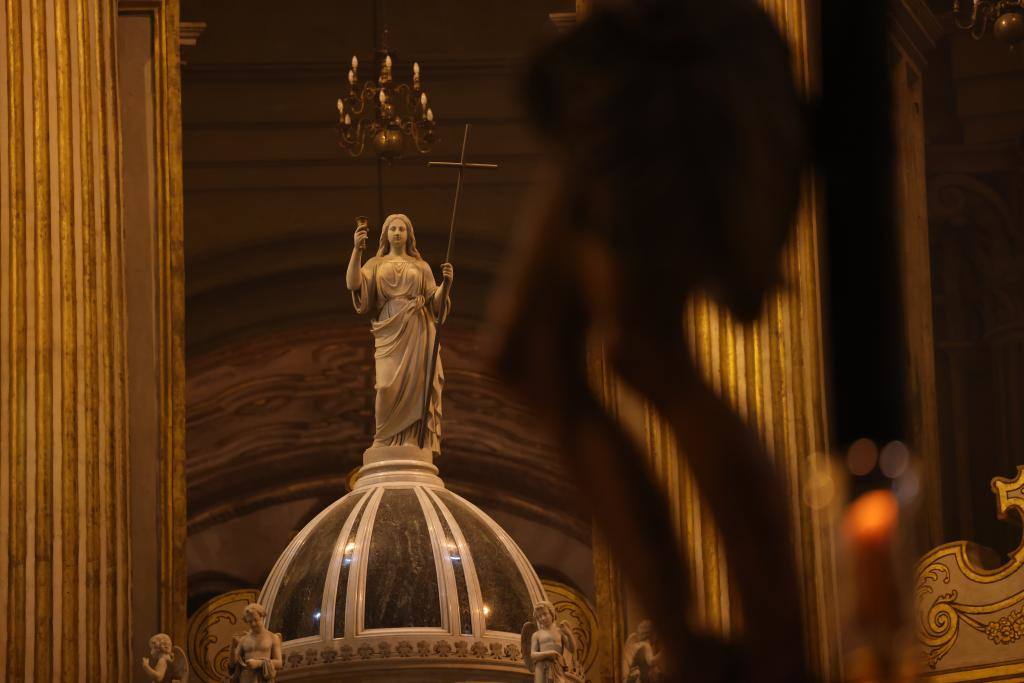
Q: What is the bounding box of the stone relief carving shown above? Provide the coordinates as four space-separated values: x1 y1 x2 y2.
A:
276 635 528 670
915 466 1024 679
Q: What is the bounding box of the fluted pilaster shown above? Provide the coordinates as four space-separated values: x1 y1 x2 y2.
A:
1 0 131 680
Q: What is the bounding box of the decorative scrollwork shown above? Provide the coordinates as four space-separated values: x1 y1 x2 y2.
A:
915 467 1024 675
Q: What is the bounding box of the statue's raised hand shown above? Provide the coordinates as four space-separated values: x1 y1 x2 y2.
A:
441 262 454 284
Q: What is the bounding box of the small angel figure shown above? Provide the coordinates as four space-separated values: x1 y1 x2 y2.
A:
226 603 283 683
141 633 189 683
622 620 662 683
521 601 577 683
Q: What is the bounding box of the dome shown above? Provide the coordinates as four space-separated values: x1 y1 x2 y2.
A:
259 450 546 682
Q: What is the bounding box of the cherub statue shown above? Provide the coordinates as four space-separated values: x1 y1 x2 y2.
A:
520 601 577 683
141 633 189 683
226 603 283 683
622 620 662 683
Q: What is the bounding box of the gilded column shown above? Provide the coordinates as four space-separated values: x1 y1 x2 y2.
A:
1 0 131 681
590 0 841 679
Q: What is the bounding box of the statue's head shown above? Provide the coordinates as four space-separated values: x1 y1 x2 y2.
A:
149 633 172 657
243 602 268 628
376 213 422 259
636 620 653 642
533 601 556 627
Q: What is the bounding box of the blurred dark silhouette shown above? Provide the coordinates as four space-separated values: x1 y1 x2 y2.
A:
488 0 899 681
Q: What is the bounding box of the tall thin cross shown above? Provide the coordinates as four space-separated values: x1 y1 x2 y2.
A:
418 124 498 448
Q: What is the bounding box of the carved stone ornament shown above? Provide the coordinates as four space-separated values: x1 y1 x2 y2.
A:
915 466 1024 679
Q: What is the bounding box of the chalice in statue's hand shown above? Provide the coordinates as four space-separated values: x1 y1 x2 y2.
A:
354 215 369 251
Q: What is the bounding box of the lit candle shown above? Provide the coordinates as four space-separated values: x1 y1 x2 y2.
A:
426 108 434 122
413 62 420 76
420 92 428 108
842 490 900 628
385 54 392 68
336 98 344 115
344 113 351 126
348 69 356 86
351 55 358 70
379 89 386 104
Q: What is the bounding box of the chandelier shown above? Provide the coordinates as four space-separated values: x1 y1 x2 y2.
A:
336 44 437 162
953 0 1024 45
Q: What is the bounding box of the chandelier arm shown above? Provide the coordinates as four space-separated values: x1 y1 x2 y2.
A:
973 12 990 38
352 120 368 157
348 91 369 117
953 0 983 30
410 130 431 155
361 81 379 106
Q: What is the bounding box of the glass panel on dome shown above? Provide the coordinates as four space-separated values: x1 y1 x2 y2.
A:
363 488 442 629
435 490 532 634
427 493 473 635
268 491 365 641
333 491 371 638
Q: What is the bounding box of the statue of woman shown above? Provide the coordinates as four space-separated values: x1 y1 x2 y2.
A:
346 213 453 453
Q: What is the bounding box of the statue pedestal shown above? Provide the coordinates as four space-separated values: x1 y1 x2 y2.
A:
352 444 443 488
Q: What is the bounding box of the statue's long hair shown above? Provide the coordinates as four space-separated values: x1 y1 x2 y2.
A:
376 213 424 260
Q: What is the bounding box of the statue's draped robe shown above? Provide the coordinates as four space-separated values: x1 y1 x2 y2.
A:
353 256 446 452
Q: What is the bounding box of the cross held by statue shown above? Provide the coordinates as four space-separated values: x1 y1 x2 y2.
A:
428 124 499 265
418 124 498 448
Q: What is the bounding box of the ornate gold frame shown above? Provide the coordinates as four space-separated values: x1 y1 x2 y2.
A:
117 0 187 644
916 466 1024 681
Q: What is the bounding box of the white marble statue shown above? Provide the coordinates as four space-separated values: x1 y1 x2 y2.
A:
226 603 283 683
521 601 577 683
346 213 453 453
141 633 189 683
622 620 663 682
